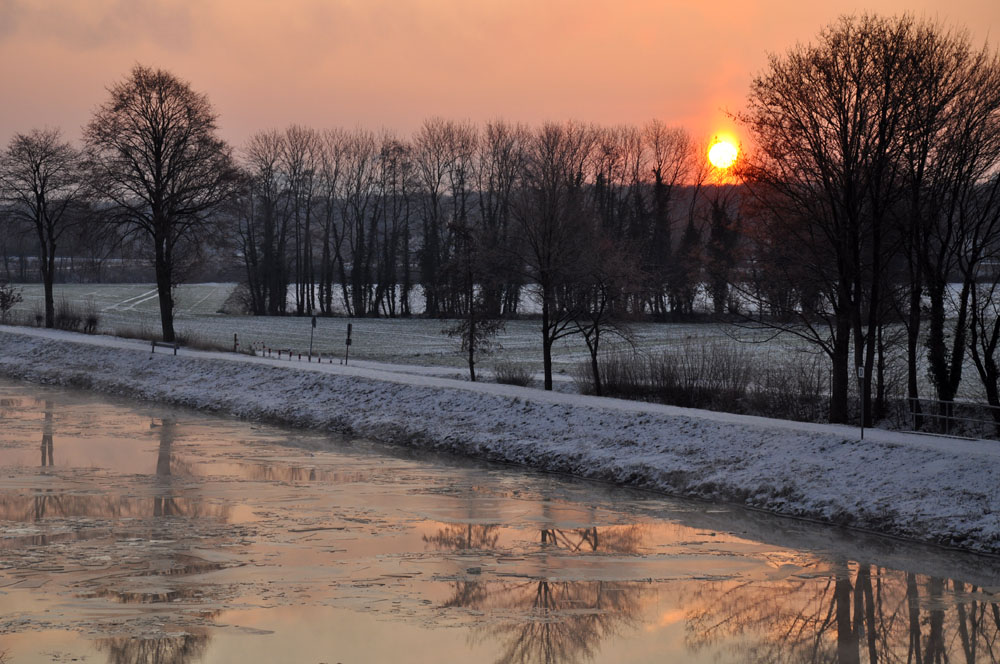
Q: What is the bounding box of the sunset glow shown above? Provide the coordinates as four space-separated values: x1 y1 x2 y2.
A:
0 1 997 148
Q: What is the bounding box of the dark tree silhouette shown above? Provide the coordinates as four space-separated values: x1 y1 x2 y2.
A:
739 16 927 423
83 65 238 342
0 128 83 328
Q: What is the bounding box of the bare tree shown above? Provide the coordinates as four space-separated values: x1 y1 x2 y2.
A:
374 134 415 317
739 16 923 423
919 42 1000 408
413 118 455 317
896 24 982 419
338 129 381 316
445 215 505 382
704 184 743 316
0 128 83 328
512 121 596 391
315 128 347 315
476 120 528 317
282 125 322 315
83 65 238 341
568 234 642 396
643 120 692 316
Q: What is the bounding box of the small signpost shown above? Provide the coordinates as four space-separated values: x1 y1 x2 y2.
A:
309 315 317 360
857 365 865 440
344 323 352 365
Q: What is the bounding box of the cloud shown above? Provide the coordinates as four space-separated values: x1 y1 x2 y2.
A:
0 0 195 50
0 0 23 39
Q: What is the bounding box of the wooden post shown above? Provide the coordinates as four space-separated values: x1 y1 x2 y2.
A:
344 323 352 365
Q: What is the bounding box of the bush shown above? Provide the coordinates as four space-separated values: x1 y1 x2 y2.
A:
218 283 253 315
110 322 235 353
575 344 834 423
174 332 232 353
83 300 100 334
494 361 533 387
47 298 100 333
0 282 23 324
55 298 83 331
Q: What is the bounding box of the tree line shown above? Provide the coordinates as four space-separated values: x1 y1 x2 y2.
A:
2 14 999 425
0 65 723 390
738 14 1000 424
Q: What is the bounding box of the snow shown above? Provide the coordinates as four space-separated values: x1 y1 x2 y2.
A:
1 324 998 554
5 282 802 373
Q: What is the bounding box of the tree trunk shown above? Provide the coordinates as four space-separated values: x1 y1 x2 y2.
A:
830 317 851 423
541 287 553 391
835 566 860 664
590 347 602 396
154 238 175 342
907 279 923 427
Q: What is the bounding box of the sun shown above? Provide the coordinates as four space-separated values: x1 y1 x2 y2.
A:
708 139 739 169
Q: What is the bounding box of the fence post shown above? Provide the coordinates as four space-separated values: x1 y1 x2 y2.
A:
344 323 352 365
309 315 316 359
856 365 865 441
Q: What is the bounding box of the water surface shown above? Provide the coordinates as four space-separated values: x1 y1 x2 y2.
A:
1 379 999 663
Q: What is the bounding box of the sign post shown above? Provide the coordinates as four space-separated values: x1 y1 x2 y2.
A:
309 315 317 359
344 323 352 365
857 365 865 440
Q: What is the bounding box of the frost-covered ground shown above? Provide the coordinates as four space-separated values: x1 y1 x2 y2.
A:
0 325 998 555
6 281 803 378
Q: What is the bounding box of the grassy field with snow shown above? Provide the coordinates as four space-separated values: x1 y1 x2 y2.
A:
5 282 807 379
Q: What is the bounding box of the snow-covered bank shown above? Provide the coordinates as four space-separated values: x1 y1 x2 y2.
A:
1 326 999 554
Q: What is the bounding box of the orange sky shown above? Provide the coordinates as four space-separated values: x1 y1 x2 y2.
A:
1 0 998 149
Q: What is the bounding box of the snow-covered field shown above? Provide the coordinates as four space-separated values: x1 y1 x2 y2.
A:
6 282 803 377
1 325 998 555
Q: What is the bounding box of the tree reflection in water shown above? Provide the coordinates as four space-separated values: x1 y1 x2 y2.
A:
154 418 179 518
685 561 1000 663
425 523 651 664
0 415 226 527
96 632 209 664
41 399 53 467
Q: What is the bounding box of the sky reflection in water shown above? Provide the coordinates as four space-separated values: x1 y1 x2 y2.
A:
0 379 999 664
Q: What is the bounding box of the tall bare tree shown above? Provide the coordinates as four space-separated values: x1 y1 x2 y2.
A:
413 118 456 317
282 125 322 315
0 128 83 328
476 120 528 317
740 15 923 423
513 121 596 390
643 121 691 316
239 129 292 315
918 40 1000 408
83 65 237 341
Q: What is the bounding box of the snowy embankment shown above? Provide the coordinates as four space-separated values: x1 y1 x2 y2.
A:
1 326 998 554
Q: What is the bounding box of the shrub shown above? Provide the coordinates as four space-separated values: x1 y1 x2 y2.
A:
175 332 232 353
50 298 100 333
218 283 253 315
55 298 83 331
494 361 533 387
0 282 23 323
83 299 100 334
576 344 838 423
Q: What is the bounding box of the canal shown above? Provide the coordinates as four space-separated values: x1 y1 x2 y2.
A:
1 378 998 663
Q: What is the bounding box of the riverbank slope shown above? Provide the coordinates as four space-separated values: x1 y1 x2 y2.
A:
1 325 997 554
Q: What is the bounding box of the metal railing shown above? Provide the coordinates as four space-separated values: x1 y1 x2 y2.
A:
907 397 1000 440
